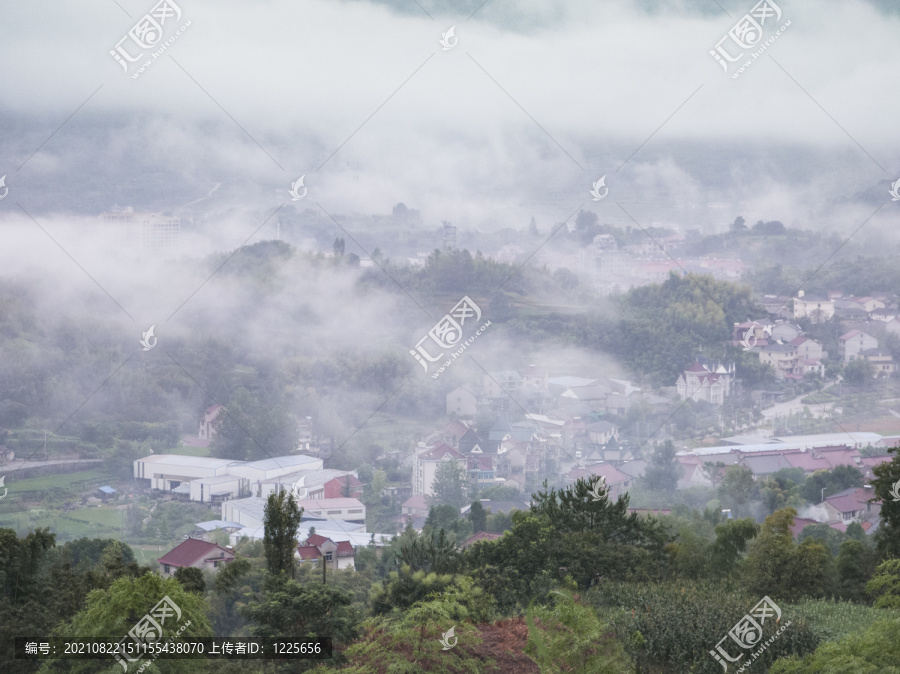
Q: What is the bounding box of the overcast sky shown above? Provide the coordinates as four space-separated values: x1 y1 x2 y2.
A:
0 0 898 236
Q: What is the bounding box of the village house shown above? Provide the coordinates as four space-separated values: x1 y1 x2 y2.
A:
158 538 235 576
769 321 803 343
295 533 355 570
860 348 895 375
840 330 879 362
789 336 826 361
401 494 429 518
412 442 467 497
732 321 771 348
822 486 880 525
757 343 801 379
446 386 479 418
199 404 222 440
792 290 835 323
675 362 734 405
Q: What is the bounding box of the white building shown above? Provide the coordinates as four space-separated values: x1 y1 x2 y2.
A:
220 495 366 530
675 362 734 405
412 442 467 497
134 453 323 503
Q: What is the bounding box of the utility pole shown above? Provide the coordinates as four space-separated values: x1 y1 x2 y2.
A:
821 487 827 503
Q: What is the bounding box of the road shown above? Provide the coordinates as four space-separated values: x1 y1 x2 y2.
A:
760 381 838 429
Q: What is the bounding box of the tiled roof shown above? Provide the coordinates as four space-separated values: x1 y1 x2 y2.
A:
158 538 231 568
789 517 821 538
336 540 354 556
297 545 321 560
826 487 877 514
402 494 429 510
568 462 629 485
417 442 466 461
305 534 330 546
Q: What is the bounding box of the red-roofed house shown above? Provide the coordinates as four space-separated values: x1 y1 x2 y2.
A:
413 442 467 497
158 538 235 576
467 455 495 489
402 494 429 517
308 474 364 500
295 535 355 570
676 362 734 405
822 486 880 525
789 517 821 538
783 451 832 473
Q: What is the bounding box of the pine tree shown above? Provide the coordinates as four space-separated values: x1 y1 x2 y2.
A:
263 490 304 578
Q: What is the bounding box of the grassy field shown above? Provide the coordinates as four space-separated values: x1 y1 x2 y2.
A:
3 469 116 495
0 508 123 539
787 598 900 642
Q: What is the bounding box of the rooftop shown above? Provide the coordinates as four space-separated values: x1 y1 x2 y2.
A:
158 538 231 568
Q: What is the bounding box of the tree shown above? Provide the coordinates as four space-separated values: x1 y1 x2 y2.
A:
743 508 833 602
709 517 759 578
214 558 252 595
174 566 206 594
843 357 875 384
397 528 460 574
867 559 900 608
430 460 468 509
729 215 747 232
468 500 487 533
241 576 359 670
424 504 471 541
743 508 798 600
642 440 681 493
263 490 303 579
872 447 900 558
800 465 863 504
718 465 755 516
526 589 633 673
46 573 211 674
836 539 877 602
771 617 900 673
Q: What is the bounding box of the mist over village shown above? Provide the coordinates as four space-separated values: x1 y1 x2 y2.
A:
2 1 900 672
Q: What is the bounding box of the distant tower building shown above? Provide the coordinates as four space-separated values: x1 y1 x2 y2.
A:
442 221 456 250
100 206 181 258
